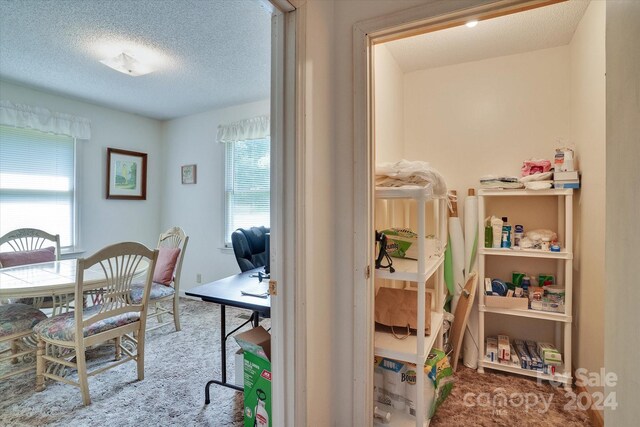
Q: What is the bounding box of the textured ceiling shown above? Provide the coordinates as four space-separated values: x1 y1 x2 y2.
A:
0 0 271 120
385 0 590 73
1 1 590 120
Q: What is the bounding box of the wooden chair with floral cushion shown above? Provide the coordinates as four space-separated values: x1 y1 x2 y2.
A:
0 228 73 313
34 241 158 406
0 303 47 380
130 226 188 332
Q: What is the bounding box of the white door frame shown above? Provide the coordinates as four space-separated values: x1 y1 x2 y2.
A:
351 0 562 424
266 1 303 426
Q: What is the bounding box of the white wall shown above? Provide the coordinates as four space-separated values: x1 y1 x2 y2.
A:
298 0 336 425
605 0 640 425
403 45 570 214
374 43 405 163
0 80 269 297
160 99 269 293
569 0 606 404
0 80 163 255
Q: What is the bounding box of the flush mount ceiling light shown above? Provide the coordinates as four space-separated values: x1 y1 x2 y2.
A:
465 20 479 28
100 52 154 76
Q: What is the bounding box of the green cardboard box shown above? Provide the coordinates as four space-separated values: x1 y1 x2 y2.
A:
235 326 272 427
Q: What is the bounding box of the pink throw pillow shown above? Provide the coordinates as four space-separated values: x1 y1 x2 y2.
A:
0 247 56 267
153 247 181 286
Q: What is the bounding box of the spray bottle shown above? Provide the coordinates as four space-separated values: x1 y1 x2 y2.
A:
254 389 269 427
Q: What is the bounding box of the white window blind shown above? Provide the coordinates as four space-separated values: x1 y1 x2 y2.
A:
224 138 270 246
0 125 76 248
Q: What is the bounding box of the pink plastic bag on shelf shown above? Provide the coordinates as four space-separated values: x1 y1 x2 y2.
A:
521 159 552 176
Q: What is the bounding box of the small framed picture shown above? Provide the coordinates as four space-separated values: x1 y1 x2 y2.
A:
181 164 197 184
106 148 147 200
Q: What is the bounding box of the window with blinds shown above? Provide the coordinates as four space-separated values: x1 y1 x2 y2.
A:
224 138 270 246
0 125 77 248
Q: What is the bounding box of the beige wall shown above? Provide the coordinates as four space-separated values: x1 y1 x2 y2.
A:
394 10 606 372
605 0 640 425
298 0 336 425
374 43 405 164
302 0 636 423
330 1 429 422
401 44 574 346
569 0 606 404
403 45 570 216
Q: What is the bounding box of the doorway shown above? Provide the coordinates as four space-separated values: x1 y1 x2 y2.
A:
353 0 605 424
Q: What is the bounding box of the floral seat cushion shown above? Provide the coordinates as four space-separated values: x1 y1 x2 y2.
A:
0 303 47 338
33 304 140 342
130 282 175 304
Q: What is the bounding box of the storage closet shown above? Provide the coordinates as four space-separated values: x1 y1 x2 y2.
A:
369 0 605 424
373 186 446 426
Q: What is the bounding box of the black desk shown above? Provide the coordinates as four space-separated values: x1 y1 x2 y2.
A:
185 268 270 404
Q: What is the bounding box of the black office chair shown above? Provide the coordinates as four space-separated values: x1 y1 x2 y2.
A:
231 226 269 272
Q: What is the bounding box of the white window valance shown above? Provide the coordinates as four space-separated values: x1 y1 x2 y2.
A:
217 115 269 143
0 100 91 140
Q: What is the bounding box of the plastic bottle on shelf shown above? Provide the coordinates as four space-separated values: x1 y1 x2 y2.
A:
514 225 524 248
541 237 551 251
521 276 531 297
484 219 493 248
501 217 512 248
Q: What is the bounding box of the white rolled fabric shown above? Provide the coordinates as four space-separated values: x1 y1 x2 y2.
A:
463 194 479 369
449 217 464 314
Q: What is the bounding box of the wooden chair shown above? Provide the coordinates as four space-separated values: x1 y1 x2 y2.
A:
0 228 61 256
0 228 72 313
0 303 47 380
449 272 478 372
131 226 188 332
34 242 158 406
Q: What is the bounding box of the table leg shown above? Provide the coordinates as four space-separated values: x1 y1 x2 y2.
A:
204 304 252 404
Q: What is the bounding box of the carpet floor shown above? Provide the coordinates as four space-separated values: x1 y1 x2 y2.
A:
2 298 592 426
431 366 592 426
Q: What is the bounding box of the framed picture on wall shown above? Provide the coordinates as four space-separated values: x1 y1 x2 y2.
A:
181 164 197 184
106 148 147 200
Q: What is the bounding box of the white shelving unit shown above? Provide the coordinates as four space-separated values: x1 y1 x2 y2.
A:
476 188 573 387
374 185 447 427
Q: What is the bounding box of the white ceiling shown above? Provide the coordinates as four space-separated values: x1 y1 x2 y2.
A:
384 0 590 73
0 0 271 120
1 1 590 120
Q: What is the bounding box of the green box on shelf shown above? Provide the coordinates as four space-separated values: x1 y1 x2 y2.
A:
235 326 272 427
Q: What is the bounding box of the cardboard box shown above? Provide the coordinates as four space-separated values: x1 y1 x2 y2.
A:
537 342 563 365
497 335 510 361
509 344 520 367
530 299 565 313
235 349 244 388
484 295 529 310
554 180 580 189
486 338 498 362
553 170 579 180
235 326 272 427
